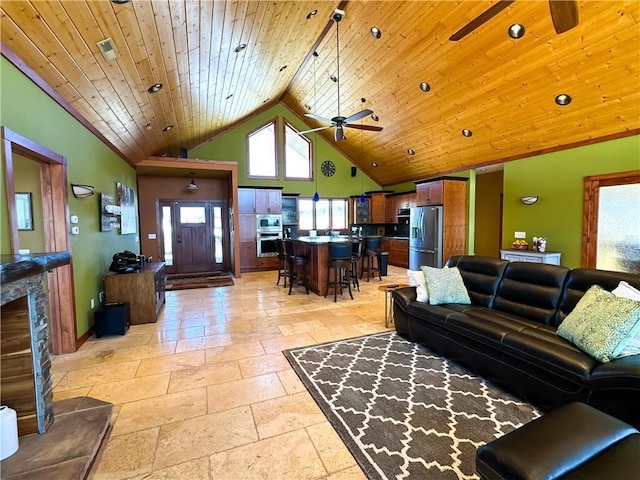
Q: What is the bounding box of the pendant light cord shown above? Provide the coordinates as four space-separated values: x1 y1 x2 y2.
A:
336 19 340 117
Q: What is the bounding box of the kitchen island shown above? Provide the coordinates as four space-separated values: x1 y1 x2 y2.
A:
294 236 356 296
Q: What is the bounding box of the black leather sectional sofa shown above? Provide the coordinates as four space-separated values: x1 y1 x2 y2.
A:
392 255 640 427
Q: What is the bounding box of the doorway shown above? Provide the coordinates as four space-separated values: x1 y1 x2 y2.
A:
2 126 77 354
160 200 229 274
582 170 640 273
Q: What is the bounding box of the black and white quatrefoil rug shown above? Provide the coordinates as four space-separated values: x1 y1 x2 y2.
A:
284 332 540 480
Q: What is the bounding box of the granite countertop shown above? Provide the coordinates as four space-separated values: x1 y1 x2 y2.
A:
384 236 409 240
0 252 71 284
295 236 355 244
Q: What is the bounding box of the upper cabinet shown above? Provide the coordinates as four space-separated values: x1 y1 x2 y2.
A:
238 188 282 214
385 192 417 223
370 192 387 224
416 180 444 206
282 195 298 225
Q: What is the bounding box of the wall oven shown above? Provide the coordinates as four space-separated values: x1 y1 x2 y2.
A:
257 232 282 257
256 214 283 257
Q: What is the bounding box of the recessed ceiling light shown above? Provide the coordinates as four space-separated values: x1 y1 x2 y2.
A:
370 27 382 39
555 94 572 106
407 149 415 155
329 74 338 83
225 94 233 100
306 9 317 19
508 23 525 39
111 0 130 4
263 98 270 104
147 83 163 93
234 43 247 53
371 162 378 167
462 129 473 137
143 122 152 131
304 104 312 110
419 82 431 92
370 113 379 122
163 125 174 132
279 65 287 72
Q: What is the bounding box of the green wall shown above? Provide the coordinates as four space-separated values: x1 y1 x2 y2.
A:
503 135 640 267
190 103 381 197
1 57 138 338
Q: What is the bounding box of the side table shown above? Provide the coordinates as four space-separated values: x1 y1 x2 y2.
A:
378 283 410 328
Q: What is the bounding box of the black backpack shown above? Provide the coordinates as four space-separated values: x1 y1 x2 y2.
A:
109 250 139 274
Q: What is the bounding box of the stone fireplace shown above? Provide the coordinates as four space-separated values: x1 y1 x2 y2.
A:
0 252 70 436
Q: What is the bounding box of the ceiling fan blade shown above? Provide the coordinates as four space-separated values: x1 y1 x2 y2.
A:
297 125 332 135
549 0 578 34
305 113 333 124
344 109 373 124
449 0 515 41
345 124 383 132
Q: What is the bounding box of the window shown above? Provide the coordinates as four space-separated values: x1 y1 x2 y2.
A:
298 197 348 231
247 120 277 178
284 123 312 180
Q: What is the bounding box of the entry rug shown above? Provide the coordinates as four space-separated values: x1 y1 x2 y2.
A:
165 271 234 291
283 332 540 480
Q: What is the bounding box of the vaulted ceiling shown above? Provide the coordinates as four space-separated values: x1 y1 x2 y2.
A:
2 1 639 186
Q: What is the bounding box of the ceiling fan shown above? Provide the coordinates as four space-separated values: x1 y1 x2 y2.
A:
449 0 578 41
298 9 383 142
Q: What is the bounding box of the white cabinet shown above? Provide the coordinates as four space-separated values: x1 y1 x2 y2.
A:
500 250 562 265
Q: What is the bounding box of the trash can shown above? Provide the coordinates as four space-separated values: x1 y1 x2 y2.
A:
379 252 389 276
94 302 130 337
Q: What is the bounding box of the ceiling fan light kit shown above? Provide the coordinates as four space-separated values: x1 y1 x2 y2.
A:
298 9 383 142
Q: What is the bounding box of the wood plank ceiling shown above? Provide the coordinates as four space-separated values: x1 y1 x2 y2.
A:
1 1 639 187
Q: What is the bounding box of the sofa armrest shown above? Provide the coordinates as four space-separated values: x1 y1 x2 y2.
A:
392 287 416 312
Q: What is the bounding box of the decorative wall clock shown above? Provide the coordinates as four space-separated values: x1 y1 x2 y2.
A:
321 160 336 177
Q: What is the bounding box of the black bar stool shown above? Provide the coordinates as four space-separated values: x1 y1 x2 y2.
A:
275 239 288 287
325 242 353 302
360 236 382 282
350 239 362 292
284 239 309 295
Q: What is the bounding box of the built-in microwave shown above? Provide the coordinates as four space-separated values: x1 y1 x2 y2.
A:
256 214 282 232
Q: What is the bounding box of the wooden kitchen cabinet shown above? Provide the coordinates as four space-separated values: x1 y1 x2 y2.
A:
104 262 165 324
383 237 409 268
255 189 282 213
385 192 416 223
370 192 387 223
238 188 256 214
416 180 444 206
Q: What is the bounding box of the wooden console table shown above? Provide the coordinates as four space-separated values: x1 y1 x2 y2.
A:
500 249 562 265
104 262 165 324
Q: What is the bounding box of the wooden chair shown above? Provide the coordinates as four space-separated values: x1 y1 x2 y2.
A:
275 238 288 287
360 236 382 282
350 239 362 292
325 242 354 302
284 239 309 295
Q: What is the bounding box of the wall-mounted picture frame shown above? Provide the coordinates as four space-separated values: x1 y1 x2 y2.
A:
15 192 34 231
116 182 137 234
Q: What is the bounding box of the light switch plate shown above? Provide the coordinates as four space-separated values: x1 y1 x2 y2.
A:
148 233 157 239
70 215 79 224
514 231 526 239
71 226 80 235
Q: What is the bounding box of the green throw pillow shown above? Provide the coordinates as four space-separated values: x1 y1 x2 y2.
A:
557 285 640 363
421 266 471 306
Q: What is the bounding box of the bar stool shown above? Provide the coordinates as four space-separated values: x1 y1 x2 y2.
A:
360 236 382 282
325 242 353 302
284 239 309 295
275 239 288 287
350 239 362 292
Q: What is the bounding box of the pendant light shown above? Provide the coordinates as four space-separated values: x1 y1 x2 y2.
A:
186 172 199 191
312 51 320 202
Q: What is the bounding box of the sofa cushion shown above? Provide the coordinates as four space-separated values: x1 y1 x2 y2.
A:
422 266 471 305
557 285 640 363
556 268 640 326
455 256 508 307
407 270 429 302
493 262 570 325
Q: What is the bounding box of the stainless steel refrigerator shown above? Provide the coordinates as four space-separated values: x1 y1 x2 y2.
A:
409 206 443 270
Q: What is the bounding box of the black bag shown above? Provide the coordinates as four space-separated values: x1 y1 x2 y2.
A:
109 250 139 273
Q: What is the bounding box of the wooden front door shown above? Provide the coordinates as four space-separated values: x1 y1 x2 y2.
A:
160 200 229 274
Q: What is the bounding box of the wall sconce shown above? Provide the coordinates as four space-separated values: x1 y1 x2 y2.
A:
71 184 95 199
520 196 539 205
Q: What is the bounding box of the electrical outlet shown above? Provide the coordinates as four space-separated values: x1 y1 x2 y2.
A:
90 298 95 309
99 291 105 303
514 231 526 239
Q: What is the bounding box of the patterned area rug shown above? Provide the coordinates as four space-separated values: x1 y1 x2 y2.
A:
284 332 540 480
165 271 234 291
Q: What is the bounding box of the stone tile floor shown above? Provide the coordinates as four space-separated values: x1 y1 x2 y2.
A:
51 266 408 479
